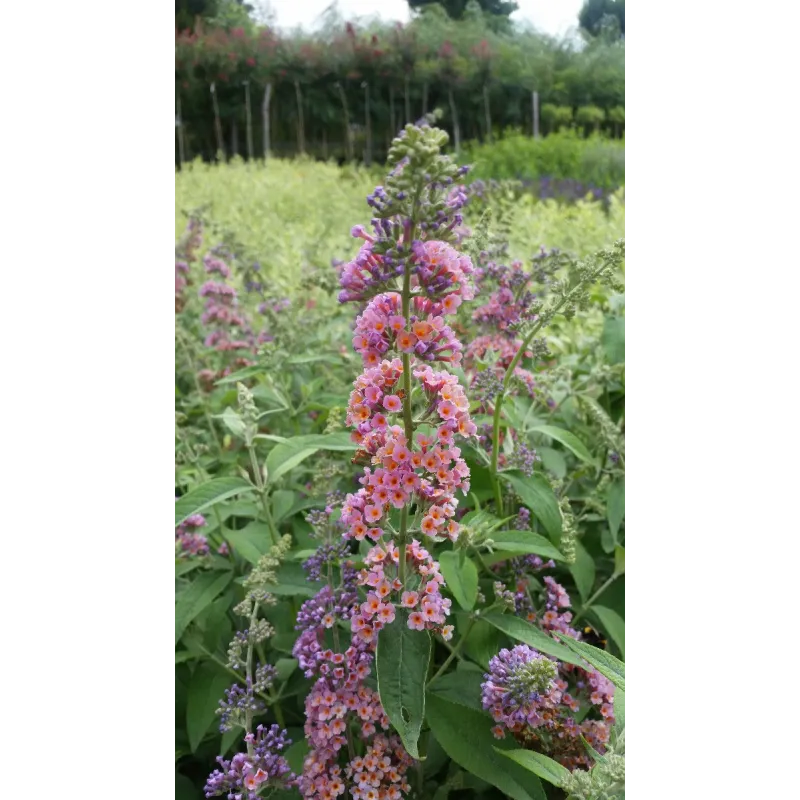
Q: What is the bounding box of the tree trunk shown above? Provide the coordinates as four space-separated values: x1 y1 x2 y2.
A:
244 81 254 162
322 129 328 160
447 87 460 154
294 80 305 156
210 82 225 161
231 118 238 158
335 82 353 162
262 83 272 159
364 82 372 167
532 91 539 139
389 85 396 137
176 92 186 168
483 83 492 143
404 74 411 125
422 82 429 117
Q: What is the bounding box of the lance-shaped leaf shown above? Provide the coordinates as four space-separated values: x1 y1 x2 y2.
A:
175 477 253 528
530 424 597 467
376 609 431 759
482 613 583 667
438 551 479 610
426 693 545 800
553 632 625 691
502 472 562 541
495 748 571 788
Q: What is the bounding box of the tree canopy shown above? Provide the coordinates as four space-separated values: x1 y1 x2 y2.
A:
579 0 625 38
408 0 519 22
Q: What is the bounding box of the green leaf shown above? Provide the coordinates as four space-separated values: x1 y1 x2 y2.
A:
224 522 272 565
274 657 298 682
270 561 322 597
552 633 625 691
614 545 625 576
428 669 485 711
495 748 570 788
589 606 625 658
220 407 246 438
607 479 625 543
213 365 266 385
488 530 564 561
271 490 296 525
580 735 606 764
176 559 202 577
569 539 595 602
186 662 230 752
438 551 479 611
530 425 597 467
458 617 503 669
266 433 357 484
482 613 584 667
286 353 343 365
175 650 197 664
537 447 567 479
221 727 240 755
285 740 310 774
502 472 562 541
175 478 253 527
175 570 233 644
426 694 545 800
271 632 299 654
376 609 431 759
602 316 625 364
613 688 625 733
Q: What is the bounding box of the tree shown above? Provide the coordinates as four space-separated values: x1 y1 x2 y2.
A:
407 0 519 22
578 0 625 38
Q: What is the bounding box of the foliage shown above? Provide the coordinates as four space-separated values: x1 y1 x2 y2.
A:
462 129 625 190
579 0 625 39
175 8 624 164
175 122 624 799
408 0 519 24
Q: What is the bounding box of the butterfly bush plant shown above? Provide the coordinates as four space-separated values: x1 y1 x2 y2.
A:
176 120 625 800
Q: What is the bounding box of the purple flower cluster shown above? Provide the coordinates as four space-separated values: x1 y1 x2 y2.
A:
204 724 297 799
175 513 208 557
514 506 531 530
482 645 561 735
294 570 359 678
217 664 278 732
509 442 539 477
302 541 352 582
471 368 504 404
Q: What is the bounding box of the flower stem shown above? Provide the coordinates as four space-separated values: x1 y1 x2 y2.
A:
427 617 475 687
248 443 279 545
398 220 416 583
573 574 619 625
488 269 604 516
245 602 259 758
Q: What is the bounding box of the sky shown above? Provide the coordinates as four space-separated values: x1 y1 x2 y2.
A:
264 0 585 38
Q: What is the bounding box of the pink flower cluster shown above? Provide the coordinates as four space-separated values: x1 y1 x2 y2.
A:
352 293 464 367
342 366 474 549
350 540 454 642
464 334 537 398
410 240 474 309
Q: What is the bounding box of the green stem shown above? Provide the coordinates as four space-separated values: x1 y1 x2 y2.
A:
427 618 475 687
573 574 619 625
397 218 416 583
248 443 279 545
489 274 601 516
244 602 259 757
